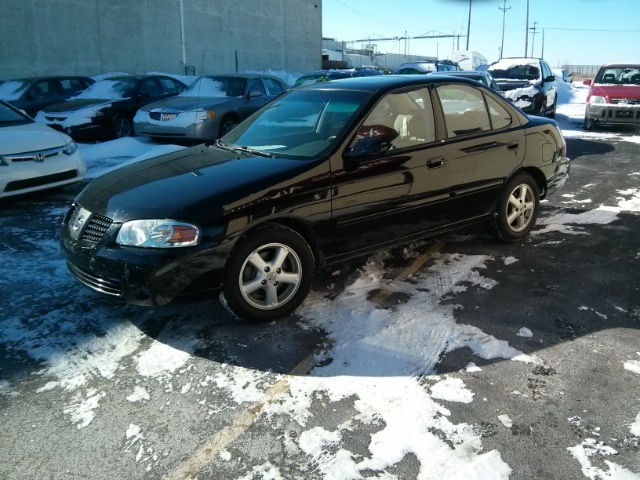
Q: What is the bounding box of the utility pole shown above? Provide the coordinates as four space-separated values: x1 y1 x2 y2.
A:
466 0 472 50
530 21 538 58
499 0 511 59
524 0 529 57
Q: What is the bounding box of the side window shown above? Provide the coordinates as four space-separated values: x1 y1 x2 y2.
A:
436 84 491 138
351 87 436 150
158 77 181 94
139 79 161 97
486 95 513 130
264 78 285 96
30 80 55 98
60 78 86 95
248 79 267 97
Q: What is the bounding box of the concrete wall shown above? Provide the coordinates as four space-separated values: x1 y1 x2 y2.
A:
0 0 321 79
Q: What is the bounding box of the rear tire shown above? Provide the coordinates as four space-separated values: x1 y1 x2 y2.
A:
489 173 540 242
222 225 315 322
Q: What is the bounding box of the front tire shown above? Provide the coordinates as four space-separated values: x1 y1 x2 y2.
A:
222 225 315 322
218 115 238 138
112 114 133 138
490 173 540 242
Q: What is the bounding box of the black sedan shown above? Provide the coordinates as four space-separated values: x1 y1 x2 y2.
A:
36 75 187 140
0 75 95 117
60 75 569 322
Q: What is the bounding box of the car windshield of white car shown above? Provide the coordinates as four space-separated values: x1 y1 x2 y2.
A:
0 102 32 125
72 79 137 100
595 67 640 85
182 77 247 98
218 89 370 159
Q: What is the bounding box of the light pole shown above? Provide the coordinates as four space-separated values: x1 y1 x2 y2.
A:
530 22 538 58
466 0 471 50
499 0 511 59
524 0 529 57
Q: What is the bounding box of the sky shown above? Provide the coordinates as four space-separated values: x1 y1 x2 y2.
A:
2 80 640 478
321 0 640 68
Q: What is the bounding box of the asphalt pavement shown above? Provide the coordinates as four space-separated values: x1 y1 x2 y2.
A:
0 132 639 480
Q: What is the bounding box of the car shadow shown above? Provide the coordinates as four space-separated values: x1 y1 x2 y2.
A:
565 137 615 161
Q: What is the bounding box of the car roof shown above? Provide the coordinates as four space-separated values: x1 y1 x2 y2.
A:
299 74 487 94
599 63 640 69
9 75 94 82
202 73 284 81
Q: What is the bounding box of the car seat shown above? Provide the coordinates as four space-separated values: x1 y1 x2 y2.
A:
602 73 617 83
631 74 640 85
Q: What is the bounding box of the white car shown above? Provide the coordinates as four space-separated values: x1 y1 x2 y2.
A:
0 100 85 199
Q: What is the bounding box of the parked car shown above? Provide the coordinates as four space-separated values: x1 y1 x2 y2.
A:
0 76 95 117
392 60 461 74
583 63 640 130
293 68 383 87
554 69 573 84
35 75 187 140
428 70 501 92
487 57 558 117
133 74 288 142
60 75 569 322
0 100 85 199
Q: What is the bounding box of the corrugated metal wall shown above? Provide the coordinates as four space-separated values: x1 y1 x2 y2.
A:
0 0 321 78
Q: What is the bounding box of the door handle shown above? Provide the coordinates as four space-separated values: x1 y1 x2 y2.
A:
507 142 520 150
427 157 445 169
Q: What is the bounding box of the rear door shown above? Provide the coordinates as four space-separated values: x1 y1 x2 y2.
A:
433 82 525 221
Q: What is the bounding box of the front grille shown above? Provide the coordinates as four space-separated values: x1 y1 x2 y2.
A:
150 112 178 121
67 261 123 296
5 170 79 192
1 144 67 164
69 205 113 243
611 98 640 105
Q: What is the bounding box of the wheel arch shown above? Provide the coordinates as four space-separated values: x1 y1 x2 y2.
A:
228 216 325 270
516 167 548 199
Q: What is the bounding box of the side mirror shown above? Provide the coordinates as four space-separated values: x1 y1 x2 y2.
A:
545 75 556 82
343 137 392 160
583 79 592 86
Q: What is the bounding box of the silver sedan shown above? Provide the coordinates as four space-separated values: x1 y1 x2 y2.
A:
133 74 288 142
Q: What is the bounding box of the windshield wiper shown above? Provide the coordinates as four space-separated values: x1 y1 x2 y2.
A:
214 140 274 158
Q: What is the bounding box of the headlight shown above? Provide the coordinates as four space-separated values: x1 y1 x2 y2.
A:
116 219 200 248
63 141 78 155
588 95 606 104
195 110 216 123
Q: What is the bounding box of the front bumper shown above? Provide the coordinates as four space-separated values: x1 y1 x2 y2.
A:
585 104 640 126
134 119 219 142
60 204 230 306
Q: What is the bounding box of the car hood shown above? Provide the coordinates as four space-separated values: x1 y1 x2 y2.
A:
590 84 640 99
493 80 538 91
143 96 239 112
44 98 119 113
76 145 325 224
0 122 70 154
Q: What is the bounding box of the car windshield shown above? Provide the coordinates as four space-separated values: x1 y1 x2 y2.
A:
0 101 32 125
488 60 541 81
73 79 137 100
219 88 370 159
0 79 30 101
595 67 640 85
181 76 247 98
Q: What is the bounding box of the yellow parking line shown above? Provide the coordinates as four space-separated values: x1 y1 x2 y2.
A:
165 236 448 480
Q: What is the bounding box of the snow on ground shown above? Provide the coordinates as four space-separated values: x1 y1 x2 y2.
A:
2 77 640 479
